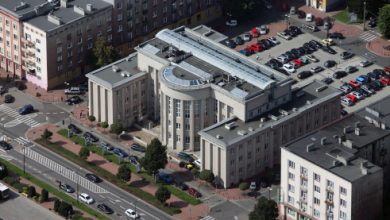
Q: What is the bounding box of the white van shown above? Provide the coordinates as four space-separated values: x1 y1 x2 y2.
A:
324 22 330 30
290 6 296 15
306 13 313 22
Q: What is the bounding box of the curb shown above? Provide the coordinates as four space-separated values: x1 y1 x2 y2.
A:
366 43 390 58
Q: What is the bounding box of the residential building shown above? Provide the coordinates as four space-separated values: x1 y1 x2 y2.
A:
305 0 346 12
280 127 383 220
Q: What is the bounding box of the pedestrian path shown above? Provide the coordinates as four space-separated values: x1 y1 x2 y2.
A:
201 194 227 208
357 30 381 42
0 104 40 128
16 147 108 194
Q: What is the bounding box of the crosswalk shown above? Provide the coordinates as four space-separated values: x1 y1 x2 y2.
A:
0 104 40 128
362 51 378 60
13 136 30 145
357 30 381 42
199 216 216 220
201 194 227 208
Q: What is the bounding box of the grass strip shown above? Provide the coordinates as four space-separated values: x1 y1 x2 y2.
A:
0 157 109 220
57 129 202 205
35 136 182 215
332 10 363 24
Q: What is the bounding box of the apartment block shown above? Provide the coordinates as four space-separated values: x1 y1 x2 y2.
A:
280 127 383 220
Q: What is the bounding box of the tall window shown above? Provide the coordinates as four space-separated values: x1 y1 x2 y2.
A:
214 99 218 111
175 99 181 118
195 100 200 118
168 97 171 115
185 101 190 118
204 98 208 115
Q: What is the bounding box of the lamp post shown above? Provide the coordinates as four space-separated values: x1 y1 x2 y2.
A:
134 198 140 214
73 168 82 202
363 1 367 31
64 82 69 98
284 14 290 31
267 187 273 199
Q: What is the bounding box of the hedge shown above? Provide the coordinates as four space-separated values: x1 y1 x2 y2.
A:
13 183 29 192
2 176 15 186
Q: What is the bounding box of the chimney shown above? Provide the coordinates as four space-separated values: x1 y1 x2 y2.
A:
321 137 326 145
237 130 247 136
382 123 386 130
336 155 348 166
333 160 339 166
355 122 360 128
60 0 68 8
306 143 315 152
86 3 93 11
361 161 368 175
355 127 360 136
292 108 298 112
338 134 345 144
260 117 266 122
346 140 353 149
343 126 350 134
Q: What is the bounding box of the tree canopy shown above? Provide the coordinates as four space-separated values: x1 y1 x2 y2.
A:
226 0 256 20
239 182 250 194
116 164 132 182
155 186 171 204
79 146 90 162
139 138 168 175
200 169 215 186
347 0 384 19
41 128 53 143
110 122 124 138
378 4 390 37
248 196 278 220
87 36 120 70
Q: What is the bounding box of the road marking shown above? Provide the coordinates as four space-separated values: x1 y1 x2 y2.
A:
99 195 105 198
110 200 115 204
53 113 57 114
120 206 125 209
60 112 65 113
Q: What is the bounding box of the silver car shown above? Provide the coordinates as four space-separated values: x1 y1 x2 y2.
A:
341 97 352 106
268 36 280 44
260 25 267 34
345 66 357 73
310 66 323 73
277 32 292 40
243 33 251 41
340 52 354 59
360 60 372 67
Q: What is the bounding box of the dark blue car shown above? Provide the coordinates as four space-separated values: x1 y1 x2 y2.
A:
367 72 380 79
159 173 173 183
113 148 128 157
360 75 371 83
239 50 250 56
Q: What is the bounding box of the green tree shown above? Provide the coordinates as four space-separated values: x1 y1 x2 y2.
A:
41 128 53 144
79 146 90 166
116 164 132 182
139 138 168 175
41 189 49 202
347 0 383 19
378 5 390 37
155 186 171 204
190 168 198 180
54 199 61 212
88 115 96 125
58 201 73 217
249 196 278 220
239 182 250 195
179 161 185 173
200 169 215 186
226 0 256 20
268 170 275 180
110 122 124 138
100 121 109 132
27 186 36 198
86 36 120 70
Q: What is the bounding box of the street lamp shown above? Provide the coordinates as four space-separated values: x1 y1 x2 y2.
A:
73 168 82 202
134 199 140 214
267 187 273 199
20 144 25 174
64 82 69 98
284 14 290 31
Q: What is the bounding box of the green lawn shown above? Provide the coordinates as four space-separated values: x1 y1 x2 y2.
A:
0 158 109 220
333 10 363 24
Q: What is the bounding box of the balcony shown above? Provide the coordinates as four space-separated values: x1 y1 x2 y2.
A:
300 197 307 204
21 37 34 47
325 199 334 206
21 46 29 53
172 7 177 12
300 186 307 192
300 173 308 180
326 186 334 193
127 16 133 21
127 3 132 9
143 19 148 24
28 60 35 65
142 9 148 15
21 55 29 62
326 210 333 216
28 50 35 56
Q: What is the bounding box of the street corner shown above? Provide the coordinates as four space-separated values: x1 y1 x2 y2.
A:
366 37 390 57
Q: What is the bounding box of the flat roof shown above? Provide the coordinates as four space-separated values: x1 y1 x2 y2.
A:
0 0 48 17
191 25 228 43
26 0 111 31
199 80 341 146
86 53 145 89
356 95 390 128
282 130 382 182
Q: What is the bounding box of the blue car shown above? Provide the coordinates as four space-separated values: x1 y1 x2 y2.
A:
355 77 366 85
113 148 128 157
239 50 249 56
159 173 173 183
367 72 380 79
360 75 371 83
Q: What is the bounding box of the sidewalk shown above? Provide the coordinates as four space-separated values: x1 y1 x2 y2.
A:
366 38 390 57
27 124 208 220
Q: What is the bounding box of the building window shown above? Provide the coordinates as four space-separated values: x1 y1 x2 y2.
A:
206 10 210 16
314 209 320 217
327 180 334 190
239 156 242 162
175 99 181 118
340 211 347 219
214 114 217 123
67 42 72 48
247 163 251 170
264 143 269 150
230 148 235 155
57 55 62 62
229 107 234 113
117 2 122 9
289 184 294 193
314 197 320 205
289 161 295 168
314 185 320 194
340 187 347 195
340 199 347 207
247 152 251 159
231 171 234 178
289 172 294 180
287 208 295 217
176 123 181 130
195 100 200 118
78 57 83 63
77 38 82 44
265 155 269 162
88 43 93 49
185 136 190 144
184 101 190 118
288 196 294 204
168 97 172 115
214 100 218 111
176 135 181 143
256 159 260 166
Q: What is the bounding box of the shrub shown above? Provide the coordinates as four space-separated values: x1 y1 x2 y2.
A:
22 187 28 194
58 201 73 217
72 214 95 220
41 189 49 201
54 199 61 212
27 186 36 198
13 183 28 192
38 196 43 203
2 176 15 186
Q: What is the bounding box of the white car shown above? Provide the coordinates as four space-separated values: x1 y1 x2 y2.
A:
341 97 352 106
226 20 237 27
277 56 289 63
306 13 313 21
194 159 201 167
79 193 94 204
243 33 251 41
305 55 319 62
277 32 292 40
250 181 256 191
283 64 296 73
268 36 280 44
125 209 139 218
360 60 372 67
259 25 267 35
310 66 323 73
350 91 363 100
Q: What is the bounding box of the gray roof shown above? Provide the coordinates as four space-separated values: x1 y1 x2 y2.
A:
191 25 228 43
356 95 390 128
25 0 112 31
86 53 146 89
0 0 48 17
282 129 382 182
199 80 341 146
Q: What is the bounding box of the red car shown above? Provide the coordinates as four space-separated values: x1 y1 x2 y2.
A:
245 48 255 54
252 28 260 38
249 44 262 52
384 67 390 72
380 78 390 85
188 188 201 197
349 79 360 87
214 26 224 33
345 95 357 103
292 59 303 66
281 3 288 12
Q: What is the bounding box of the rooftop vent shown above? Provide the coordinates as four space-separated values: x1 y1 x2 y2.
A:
296 91 305 98
316 85 327 92
218 82 225 87
321 137 326 145
212 73 220 79
179 72 184 77
225 122 235 130
86 3 93 11
74 5 85 15
126 57 131 62
306 143 315 152
355 121 360 128
112 65 119 72
260 117 266 122
292 108 298 112
338 134 346 144
279 109 289 116
248 127 254 132
216 134 221 139
306 100 312 105
235 81 242 87
361 161 368 175
60 0 67 8
237 130 247 136
345 140 353 149
259 124 263 127
343 126 350 134
121 73 127 77
355 127 360 136
14 2 28 12
268 114 278 121
333 160 340 167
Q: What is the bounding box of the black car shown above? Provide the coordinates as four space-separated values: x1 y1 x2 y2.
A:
322 46 336 54
341 109 348 116
329 33 344 39
265 39 274 46
368 19 377 28
270 59 282 67
83 132 98 142
79 85 88 91
366 83 377 91
265 62 276 69
15 82 24 90
259 39 272 47
324 60 336 68
289 26 302 34
173 180 189 191
303 43 316 51
4 94 12 103
131 144 146 152
373 69 386 76
343 82 357 91
333 71 347 79
85 173 101 183
369 82 380 90
309 40 323 49
65 96 81 105
360 75 372 83
298 71 312 79
283 53 295 60
297 10 306 18
101 142 114 150
356 88 369 97
128 156 139 164
259 177 268 187
226 40 235 48
68 124 82 134
298 47 310 54
0 141 11 150
284 29 297 37
285 51 299 59
321 77 333 84
97 203 114 214
290 49 302 56
79 81 88 86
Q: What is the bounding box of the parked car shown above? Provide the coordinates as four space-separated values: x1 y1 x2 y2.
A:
345 94 357 103
4 94 12 103
113 148 128 157
367 72 380 79
350 91 363 100
309 40 323 48
236 36 243 45
384 67 390 72
298 46 310 54
239 50 250 56
83 132 98 142
284 29 297 37
360 60 372 67
85 173 101 183
263 1 272 9
0 141 11 150
178 152 194 162
292 59 303 66
368 19 377 28
322 38 334 45
322 46 336 54
188 188 201 197
98 203 114 214
355 77 366 85
125 209 139 219
19 104 34 115
250 181 256 191
277 32 292 40
128 156 139 165
340 52 354 59
341 109 348 116
356 88 369 97
65 96 81 105
324 60 336 68
310 66 323 73
194 159 201 167
249 44 262 52
333 71 347 79
298 71 312 79
226 20 237 27
270 59 283 67
226 40 235 48
321 77 333 84
306 25 318 32
305 54 319 62
373 69 386 76
281 3 288 11
159 172 173 183
380 78 390 85
173 180 189 190
251 28 260 38
306 13 313 21
360 75 372 83
338 86 351 94
64 87 80 95
60 183 75 193
297 10 305 18
259 25 267 35
68 124 82 134
79 85 88 91
283 64 296 73
285 51 298 59
349 79 360 87
268 36 280 44
101 142 114 151
345 66 358 73
259 177 268 187
79 193 94 204
361 85 375 94
243 33 251 41
16 81 24 90
289 26 302 34
131 143 146 152
315 17 323 26
324 21 331 30
329 33 344 39
341 97 353 106
371 80 384 88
